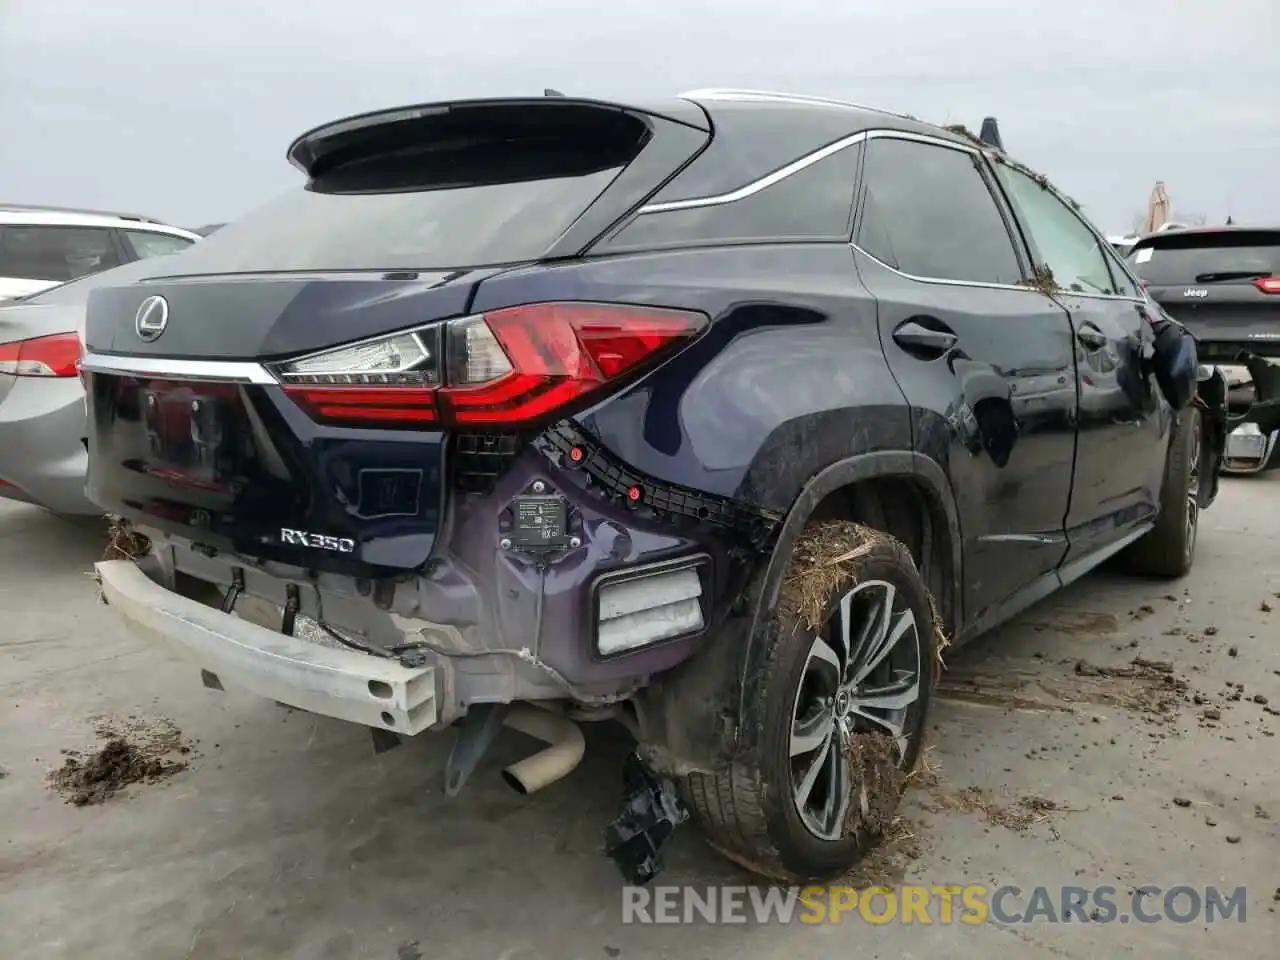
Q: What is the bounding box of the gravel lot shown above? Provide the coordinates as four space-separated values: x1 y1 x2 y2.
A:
2 476 1277 959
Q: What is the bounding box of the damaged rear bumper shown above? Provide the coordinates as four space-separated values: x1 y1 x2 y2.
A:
95 558 438 733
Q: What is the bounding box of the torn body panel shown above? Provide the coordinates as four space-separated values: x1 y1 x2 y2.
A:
120 447 748 730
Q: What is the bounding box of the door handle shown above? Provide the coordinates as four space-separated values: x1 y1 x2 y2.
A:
1077 324 1108 350
892 320 958 358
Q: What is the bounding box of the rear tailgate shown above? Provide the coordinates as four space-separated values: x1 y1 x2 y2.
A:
1127 228 1280 360
82 271 489 574
81 97 711 576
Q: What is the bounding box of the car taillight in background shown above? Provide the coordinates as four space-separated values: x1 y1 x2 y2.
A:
1252 277 1280 295
0 332 82 378
274 302 706 428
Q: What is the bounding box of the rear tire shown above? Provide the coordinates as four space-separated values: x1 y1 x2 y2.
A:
683 521 938 882
1122 406 1201 578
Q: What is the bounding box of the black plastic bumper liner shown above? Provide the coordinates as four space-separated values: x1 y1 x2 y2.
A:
536 420 780 549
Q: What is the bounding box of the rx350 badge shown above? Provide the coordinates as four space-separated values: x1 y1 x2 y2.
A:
280 528 356 553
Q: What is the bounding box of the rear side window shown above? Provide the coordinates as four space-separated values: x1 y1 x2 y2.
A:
165 139 637 274
602 144 861 250
856 138 1023 285
1126 230 1280 285
994 163 1119 296
0 225 122 282
124 230 195 259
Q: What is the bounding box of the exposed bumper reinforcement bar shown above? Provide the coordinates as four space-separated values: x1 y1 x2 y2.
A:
95 559 437 734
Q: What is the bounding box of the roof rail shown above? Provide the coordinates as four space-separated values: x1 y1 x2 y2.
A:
677 88 882 113
0 202 164 224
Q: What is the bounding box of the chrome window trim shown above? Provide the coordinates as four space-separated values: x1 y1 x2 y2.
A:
79 352 279 384
637 128 970 215
849 242 1147 304
627 122 1150 304
848 243 1033 295
638 131 872 214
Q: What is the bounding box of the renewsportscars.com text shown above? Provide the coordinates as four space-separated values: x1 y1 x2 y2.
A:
622 884 1249 925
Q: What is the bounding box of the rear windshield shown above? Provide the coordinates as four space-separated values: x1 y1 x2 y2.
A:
161 141 630 275
1126 230 1280 285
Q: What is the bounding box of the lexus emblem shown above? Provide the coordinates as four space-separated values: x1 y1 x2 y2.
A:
135 295 170 341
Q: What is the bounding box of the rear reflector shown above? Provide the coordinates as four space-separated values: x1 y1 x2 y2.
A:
0 332 82 378
1253 277 1280 295
282 386 439 424
596 565 705 656
276 302 705 429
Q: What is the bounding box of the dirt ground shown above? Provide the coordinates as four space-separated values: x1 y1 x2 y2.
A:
1 476 1278 959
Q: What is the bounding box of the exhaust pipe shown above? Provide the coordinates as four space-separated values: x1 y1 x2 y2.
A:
500 703 586 795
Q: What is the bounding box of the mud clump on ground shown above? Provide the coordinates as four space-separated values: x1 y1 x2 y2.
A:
48 717 190 806
843 815 923 888
923 786 1065 832
1073 657 1189 719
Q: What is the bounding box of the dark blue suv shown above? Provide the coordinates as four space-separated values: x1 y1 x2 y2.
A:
81 89 1226 882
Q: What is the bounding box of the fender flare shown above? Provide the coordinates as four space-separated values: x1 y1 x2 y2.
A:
734 450 964 733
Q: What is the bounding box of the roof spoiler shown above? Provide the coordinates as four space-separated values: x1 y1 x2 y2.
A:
286 96 708 178
979 117 1005 151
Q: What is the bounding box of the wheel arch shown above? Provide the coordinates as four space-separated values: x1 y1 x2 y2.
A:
735 451 963 725
630 450 962 777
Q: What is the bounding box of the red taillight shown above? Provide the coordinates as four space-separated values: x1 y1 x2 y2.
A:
286 386 439 424
1253 277 1280 295
0 332 82 378
278 302 705 429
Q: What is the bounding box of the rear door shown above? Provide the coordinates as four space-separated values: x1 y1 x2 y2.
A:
1126 228 1280 361
991 160 1169 564
853 133 1079 624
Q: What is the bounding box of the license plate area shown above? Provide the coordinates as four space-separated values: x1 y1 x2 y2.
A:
139 380 243 490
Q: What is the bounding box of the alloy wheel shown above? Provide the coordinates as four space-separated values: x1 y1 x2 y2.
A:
789 579 923 841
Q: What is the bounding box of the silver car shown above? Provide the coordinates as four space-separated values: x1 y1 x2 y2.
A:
0 258 167 514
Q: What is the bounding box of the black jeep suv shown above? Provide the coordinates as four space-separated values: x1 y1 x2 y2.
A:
82 89 1226 882
1126 225 1280 473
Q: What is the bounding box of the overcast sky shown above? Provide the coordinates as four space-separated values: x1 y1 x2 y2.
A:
1 0 1275 233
